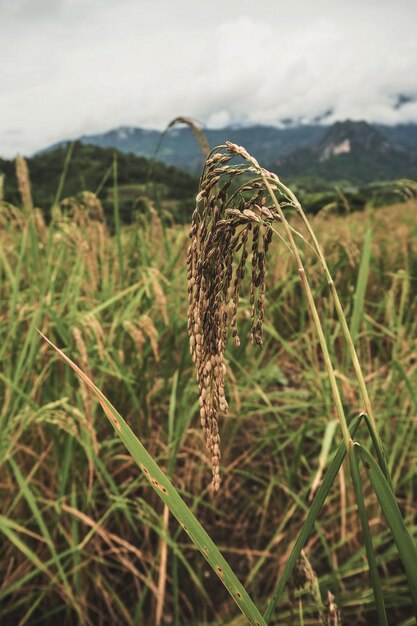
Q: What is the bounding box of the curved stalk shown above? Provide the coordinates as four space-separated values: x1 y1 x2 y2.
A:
247 156 351 451
276 181 377 432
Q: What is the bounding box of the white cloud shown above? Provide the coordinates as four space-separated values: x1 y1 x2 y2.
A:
0 0 416 156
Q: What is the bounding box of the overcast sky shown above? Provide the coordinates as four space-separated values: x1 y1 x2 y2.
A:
1 0 417 157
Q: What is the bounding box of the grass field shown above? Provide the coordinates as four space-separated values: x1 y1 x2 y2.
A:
1 172 417 625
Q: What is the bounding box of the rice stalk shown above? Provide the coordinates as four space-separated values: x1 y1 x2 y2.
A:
148 117 209 209
15 156 33 214
187 142 349 490
155 505 170 626
188 143 417 624
166 116 210 158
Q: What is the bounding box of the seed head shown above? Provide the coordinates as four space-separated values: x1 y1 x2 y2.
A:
187 143 286 491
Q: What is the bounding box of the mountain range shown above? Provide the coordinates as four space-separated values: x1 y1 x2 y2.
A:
43 120 417 183
276 120 417 183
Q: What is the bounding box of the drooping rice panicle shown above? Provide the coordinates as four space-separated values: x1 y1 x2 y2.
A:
187 143 283 490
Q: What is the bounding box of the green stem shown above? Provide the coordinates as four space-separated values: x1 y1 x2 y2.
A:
263 413 364 623
113 154 124 288
277 182 378 433
249 158 351 450
349 445 388 626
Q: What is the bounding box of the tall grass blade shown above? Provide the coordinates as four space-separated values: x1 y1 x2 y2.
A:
347 227 372 361
349 446 388 625
309 419 338 499
8 459 71 587
0 515 54 581
263 413 364 623
113 153 124 288
39 331 267 626
52 141 75 209
361 412 392 487
357 444 417 618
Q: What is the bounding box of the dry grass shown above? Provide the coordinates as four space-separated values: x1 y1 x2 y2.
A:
166 116 210 158
15 155 33 214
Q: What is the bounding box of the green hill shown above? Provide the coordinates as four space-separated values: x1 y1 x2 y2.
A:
0 142 198 223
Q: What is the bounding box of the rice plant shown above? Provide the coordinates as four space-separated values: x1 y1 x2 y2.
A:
41 143 417 624
185 142 417 622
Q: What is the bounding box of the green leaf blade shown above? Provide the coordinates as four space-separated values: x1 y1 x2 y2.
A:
41 332 267 626
357 444 417 619
349 445 388 626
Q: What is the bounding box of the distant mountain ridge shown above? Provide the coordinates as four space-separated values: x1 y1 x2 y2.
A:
276 120 417 183
44 124 325 173
317 121 391 160
40 121 417 182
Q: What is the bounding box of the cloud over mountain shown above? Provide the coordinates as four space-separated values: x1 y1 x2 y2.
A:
1 0 417 157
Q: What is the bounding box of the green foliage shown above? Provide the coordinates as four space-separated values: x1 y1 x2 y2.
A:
1 184 417 625
0 142 198 224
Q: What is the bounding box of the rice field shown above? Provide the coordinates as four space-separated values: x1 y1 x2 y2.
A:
1 159 417 625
